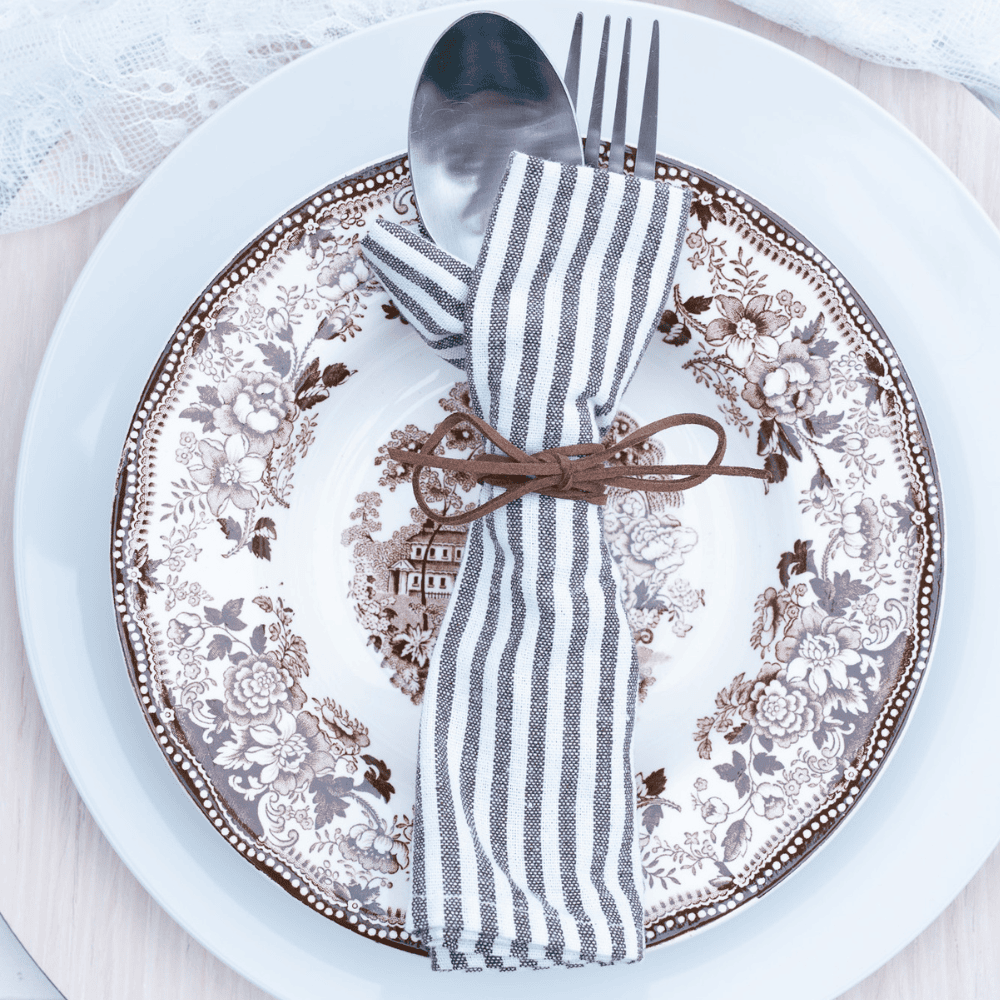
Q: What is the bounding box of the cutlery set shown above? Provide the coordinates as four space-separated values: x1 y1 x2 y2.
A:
409 11 663 265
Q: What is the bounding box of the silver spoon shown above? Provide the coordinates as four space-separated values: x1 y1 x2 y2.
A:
408 12 583 267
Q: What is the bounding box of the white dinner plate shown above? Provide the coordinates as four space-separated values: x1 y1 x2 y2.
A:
15 2 1000 998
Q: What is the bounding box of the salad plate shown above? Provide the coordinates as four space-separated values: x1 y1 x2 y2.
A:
15 2 1000 998
112 146 940 951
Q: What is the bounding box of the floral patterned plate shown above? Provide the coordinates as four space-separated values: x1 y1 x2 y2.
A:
112 148 941 956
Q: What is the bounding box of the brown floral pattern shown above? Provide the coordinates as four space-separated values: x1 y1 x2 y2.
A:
638 164 940 946
112 154 942 955
114 159 424 953
706 293 787 368
213 369 298 454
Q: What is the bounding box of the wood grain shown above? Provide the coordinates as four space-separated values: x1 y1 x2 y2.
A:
1 2 998 998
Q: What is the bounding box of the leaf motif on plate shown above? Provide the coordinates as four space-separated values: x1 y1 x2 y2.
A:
721 819 752 862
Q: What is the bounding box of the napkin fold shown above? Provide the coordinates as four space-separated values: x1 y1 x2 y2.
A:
362 152 691 970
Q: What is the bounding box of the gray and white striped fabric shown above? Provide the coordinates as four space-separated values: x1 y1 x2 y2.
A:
362 153 690 971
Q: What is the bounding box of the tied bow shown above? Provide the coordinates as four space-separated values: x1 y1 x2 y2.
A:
390 411 770 526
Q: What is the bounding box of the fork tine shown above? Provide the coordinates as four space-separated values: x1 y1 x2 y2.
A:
584 16 610 168
634 20 659 180
608 18 632 174
564 12 583 111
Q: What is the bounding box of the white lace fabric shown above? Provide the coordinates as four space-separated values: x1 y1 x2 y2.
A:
736 0 1000 116
2 0 998 232
0 0 451 233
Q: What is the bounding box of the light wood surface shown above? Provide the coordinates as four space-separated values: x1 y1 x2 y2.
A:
2 2 999 998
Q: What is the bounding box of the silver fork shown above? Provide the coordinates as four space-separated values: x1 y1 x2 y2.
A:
564 13 660 180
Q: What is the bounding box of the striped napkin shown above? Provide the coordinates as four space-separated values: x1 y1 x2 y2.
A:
362 152 690 970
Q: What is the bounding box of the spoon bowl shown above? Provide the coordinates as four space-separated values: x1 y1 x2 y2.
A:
409 12 583 266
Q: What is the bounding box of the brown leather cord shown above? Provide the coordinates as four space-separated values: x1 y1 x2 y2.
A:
388 412 771 526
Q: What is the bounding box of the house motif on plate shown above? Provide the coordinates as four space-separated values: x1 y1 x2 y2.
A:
390 521 467 598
